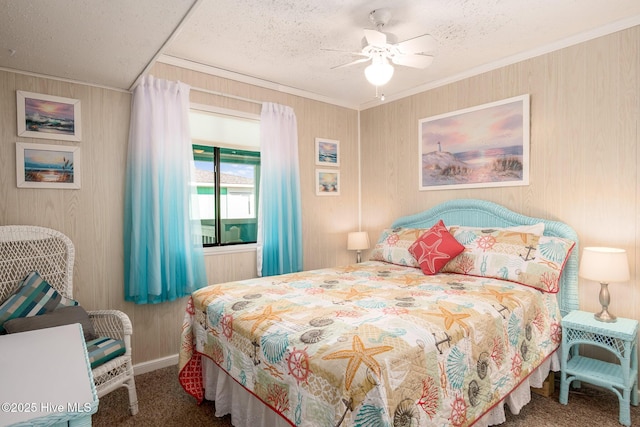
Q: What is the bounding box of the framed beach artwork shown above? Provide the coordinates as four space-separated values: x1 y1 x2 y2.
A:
418 94 530 191
316 169 340 196
17 91 82 142
315 138 339 167
16 142 81 189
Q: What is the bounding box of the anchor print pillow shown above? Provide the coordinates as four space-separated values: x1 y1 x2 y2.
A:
369 227 432 267
441 226 575 293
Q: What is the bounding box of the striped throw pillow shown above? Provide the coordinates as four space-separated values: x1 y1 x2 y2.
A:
86 337 127 368
0 271 62 333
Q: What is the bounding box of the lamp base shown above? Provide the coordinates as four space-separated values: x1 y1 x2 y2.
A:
594 309 617 323
595 282 617 322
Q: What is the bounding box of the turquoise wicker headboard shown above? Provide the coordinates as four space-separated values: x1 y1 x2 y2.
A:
391 199 579 317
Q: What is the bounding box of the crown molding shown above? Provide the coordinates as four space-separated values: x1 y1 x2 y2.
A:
156 54 359 110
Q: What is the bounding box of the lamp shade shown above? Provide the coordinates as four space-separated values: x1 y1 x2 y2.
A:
364 56 394 87
579 247 630 283
347 231 370 251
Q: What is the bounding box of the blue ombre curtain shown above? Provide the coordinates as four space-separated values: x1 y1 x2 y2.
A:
257 102 303 276
124 75 207 304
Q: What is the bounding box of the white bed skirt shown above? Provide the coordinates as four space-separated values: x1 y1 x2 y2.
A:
203 356 291 427
202 352 560 427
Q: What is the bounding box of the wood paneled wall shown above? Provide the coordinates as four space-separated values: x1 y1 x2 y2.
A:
0 64 359 364
361 26 640 325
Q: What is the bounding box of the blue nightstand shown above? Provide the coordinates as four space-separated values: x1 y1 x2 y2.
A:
559 310 638 426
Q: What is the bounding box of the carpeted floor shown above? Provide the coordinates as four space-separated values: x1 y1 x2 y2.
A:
92 365 639 426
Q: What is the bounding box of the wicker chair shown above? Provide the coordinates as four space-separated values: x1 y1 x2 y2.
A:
0 225 138 415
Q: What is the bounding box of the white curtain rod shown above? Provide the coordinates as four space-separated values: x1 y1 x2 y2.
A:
190 86 263 106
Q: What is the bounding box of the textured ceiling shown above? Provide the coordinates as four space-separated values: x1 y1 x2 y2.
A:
0 0 196 90
2 0 640 109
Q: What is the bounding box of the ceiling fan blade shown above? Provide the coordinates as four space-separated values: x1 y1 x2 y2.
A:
391 53 434 68
320 48 365 55
396 34 436 54
331 57 371 70
363 29 387 46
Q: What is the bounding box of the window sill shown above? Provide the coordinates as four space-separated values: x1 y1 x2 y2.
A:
203 243 258 256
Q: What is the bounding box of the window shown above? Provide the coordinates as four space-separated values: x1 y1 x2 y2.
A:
190 108 260 247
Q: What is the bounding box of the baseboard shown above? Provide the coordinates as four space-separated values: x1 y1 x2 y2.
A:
133 354 178 376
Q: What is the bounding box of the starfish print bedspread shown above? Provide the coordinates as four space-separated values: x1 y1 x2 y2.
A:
179 261 561 427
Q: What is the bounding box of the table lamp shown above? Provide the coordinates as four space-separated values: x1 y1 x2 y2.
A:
578 247 630 322
347 231 370 263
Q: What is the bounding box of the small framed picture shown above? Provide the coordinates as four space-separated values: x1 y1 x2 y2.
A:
17 91 82 142
315 137 339 167
316 169 340 196
16 142 81 189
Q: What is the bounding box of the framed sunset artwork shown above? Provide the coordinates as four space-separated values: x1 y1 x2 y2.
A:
419 94 529 191
315 138 339 167
315 169 340 196
16 142 81 189
17 91 82 142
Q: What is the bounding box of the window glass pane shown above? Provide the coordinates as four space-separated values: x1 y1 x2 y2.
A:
192 145 216 245
190 108 260 247
220 148 259 244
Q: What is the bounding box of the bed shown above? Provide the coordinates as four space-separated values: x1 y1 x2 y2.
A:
179 199 579 427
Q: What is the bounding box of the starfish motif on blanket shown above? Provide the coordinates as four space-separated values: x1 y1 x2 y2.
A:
390 274 425 286
430 306 471 336
193 284 227 309
337 265 360 273
242 305 286 335
337 287 372 301
414 239 451 273
322 335 393 390
482 287 516 304
281 273 309 283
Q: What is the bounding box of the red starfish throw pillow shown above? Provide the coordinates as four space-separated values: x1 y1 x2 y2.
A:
408 220 465 275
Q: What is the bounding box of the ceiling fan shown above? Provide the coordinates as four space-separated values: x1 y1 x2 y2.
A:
330 9 436 87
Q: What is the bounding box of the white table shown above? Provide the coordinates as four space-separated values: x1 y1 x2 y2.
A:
0 323 98 426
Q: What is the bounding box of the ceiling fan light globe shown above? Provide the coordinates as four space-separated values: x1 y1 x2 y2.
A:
365 60 394 86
